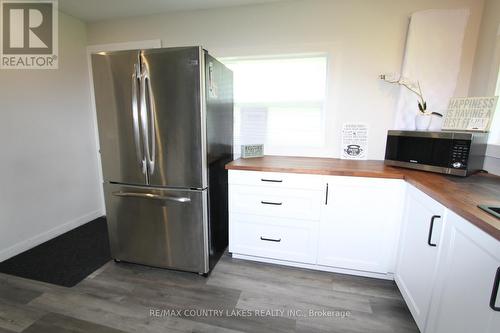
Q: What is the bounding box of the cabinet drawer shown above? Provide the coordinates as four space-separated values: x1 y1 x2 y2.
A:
229 185 322 220
229 214 317 264
228 170 324 190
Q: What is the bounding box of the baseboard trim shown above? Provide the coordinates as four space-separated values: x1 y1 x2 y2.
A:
231 253 394 280
0 210 104 263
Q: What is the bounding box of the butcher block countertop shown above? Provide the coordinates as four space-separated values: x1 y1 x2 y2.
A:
226 156 500 241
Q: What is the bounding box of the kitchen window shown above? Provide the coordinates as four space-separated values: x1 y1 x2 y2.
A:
222 54 328 156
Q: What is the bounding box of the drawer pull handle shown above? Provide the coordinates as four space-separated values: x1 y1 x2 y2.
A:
261 179 283 183
427 215 440 247
261 201 282 206
490 267 500 311
260 236 281 242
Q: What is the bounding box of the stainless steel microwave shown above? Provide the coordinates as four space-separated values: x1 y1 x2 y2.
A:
384 130 488 176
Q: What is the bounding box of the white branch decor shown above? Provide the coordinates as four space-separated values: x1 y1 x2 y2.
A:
379 73 442 117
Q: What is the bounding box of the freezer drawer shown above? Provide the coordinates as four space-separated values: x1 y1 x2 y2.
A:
104 183 208 273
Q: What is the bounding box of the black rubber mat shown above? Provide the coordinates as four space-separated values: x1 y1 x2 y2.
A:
0 217 111 287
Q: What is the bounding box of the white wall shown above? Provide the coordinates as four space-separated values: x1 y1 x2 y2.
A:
86 0 484 159
469 0 500 97
469 0 500 175
0 12 103 261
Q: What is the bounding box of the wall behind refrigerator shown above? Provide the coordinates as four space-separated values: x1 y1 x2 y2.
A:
86 0 484 160
0 12 103 261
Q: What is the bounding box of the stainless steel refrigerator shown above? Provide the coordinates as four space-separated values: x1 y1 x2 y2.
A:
91 46 233 275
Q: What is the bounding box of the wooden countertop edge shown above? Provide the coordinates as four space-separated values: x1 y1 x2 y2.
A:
403 177 500 241
226 160 500 241
224 164 406 179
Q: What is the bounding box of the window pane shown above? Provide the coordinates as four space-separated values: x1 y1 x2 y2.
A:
222 55 327 155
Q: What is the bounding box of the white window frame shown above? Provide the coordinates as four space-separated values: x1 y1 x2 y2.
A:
218 48 338 157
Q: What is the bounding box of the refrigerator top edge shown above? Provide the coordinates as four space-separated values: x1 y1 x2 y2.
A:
91 46 204 57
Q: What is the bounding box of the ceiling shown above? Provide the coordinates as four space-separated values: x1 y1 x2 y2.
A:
59 0 288 22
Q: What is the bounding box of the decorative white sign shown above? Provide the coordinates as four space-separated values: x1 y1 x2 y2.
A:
241 144 264 159
341 123 368 160
442 96 498 132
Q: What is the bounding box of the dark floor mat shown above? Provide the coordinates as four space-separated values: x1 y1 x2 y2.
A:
0 217 111 287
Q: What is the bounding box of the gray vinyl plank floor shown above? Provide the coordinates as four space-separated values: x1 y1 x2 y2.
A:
0 254 419 333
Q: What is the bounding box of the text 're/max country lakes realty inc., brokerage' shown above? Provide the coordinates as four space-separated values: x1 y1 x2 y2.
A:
1 0 58 69
149 308 353 319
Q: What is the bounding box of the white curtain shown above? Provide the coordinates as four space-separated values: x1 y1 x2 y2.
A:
394 9 469 130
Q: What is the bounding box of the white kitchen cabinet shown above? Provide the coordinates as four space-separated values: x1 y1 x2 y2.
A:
317 176 405 274
395 184 445 332
229 171 406 277
229 213 318 264
425 210 500 333
229 184 322 220
228 170 323 265
228 170 324 190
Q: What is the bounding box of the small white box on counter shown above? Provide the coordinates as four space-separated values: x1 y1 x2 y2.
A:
241 144 264 158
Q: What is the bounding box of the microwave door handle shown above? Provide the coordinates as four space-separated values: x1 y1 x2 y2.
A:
144 67 156 175
132 64 146 174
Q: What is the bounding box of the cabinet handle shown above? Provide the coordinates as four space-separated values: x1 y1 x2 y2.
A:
427 215 440 247
490 267 500 311
260 236 281 242
325 183 329 205
261 201 282 206
261 178 282 183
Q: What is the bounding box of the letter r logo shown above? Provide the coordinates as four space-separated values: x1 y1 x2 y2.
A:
2 1 53 54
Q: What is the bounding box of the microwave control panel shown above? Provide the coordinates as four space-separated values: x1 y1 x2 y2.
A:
450 140 470 169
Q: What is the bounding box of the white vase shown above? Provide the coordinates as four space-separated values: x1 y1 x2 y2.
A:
415 114 432 131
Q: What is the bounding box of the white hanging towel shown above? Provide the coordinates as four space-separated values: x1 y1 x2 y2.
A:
394 9 469 130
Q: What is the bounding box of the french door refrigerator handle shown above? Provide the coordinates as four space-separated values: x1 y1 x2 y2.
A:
132 63 146 174
145 68 156 175
139 58 153 179
139 55 156 177
112 191 191 203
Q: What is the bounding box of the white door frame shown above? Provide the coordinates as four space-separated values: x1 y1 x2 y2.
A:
86 40 162 215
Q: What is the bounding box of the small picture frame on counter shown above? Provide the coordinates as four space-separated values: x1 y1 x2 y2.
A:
241 144 264 158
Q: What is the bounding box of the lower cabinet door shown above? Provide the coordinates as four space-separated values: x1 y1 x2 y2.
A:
395 185 445 331
317 176 405 274
229 213 318 264
425 210 500 333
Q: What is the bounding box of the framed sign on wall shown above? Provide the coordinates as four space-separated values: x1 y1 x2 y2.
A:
341 123 368 160
442 96 498 132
